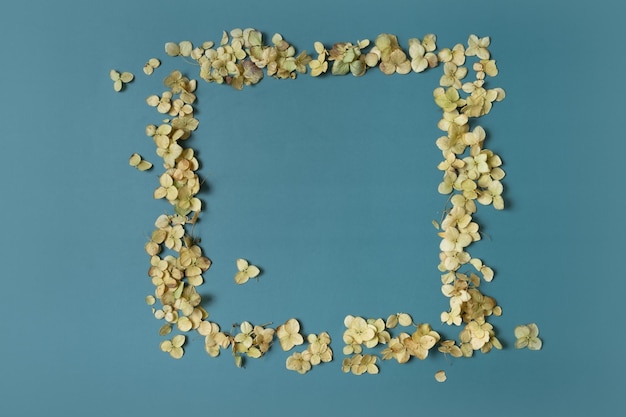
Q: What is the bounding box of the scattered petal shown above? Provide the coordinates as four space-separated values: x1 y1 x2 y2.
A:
435 370 447 382
234 258 261 284
515 323 542 350
129 153 152 171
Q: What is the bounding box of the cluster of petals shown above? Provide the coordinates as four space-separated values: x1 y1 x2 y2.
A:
166 29 310 90
458 318 502 356
342 354 379 375
276 318 305 351
286 332 333 374
341 314 441 373
327 40 369 76
160 334 185 359
311 34 441 78
110 69 133 91
380 323 440 363
433 36 508 358
198 321 231 357
365 34 411 75
514 323 542 350
141 69 211 359
146 75 201 218
232 321 276 364
309 42 329 76
343 315 390 354
132 32 517 368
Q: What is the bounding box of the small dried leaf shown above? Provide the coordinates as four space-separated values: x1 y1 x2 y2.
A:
159 323 172 336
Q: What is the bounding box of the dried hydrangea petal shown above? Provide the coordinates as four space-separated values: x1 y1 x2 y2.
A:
234 258 260 284
165 42 180 56
129 153 152 171
435 370 447 382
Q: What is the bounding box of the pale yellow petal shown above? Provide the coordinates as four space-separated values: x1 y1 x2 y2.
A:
129 153 141 166
528 338 542 350
120 72 134 83
435 370 447 382
236 258 249 271
136 160 152 171
235 271 249 284
246 265 260 278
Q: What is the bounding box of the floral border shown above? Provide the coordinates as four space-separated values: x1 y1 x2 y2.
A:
115 29 541 380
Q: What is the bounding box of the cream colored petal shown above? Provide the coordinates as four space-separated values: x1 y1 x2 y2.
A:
528 338 542 350
165 42 180 56
236 258 249 271
386 315 399 329
129 153 141 166
120 72 134 83
137 160 152 171
514 325 529 338
246 265 260 278
169 346 184 359
234 271 249 284
160 340 172 352
515 338 529 349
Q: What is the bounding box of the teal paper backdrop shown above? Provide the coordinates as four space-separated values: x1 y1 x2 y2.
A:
1 0 624 416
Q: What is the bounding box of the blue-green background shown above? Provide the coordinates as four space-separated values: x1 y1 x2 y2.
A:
1 0 624 415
